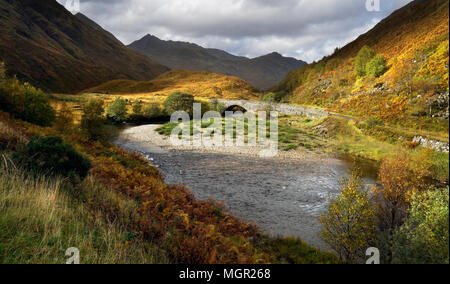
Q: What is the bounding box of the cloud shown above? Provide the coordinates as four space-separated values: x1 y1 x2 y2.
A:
57 0 413 62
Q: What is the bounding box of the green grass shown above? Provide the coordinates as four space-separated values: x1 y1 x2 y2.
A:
282 144 298 151
0 165 168 264
156 116 325 152
256 236 340 264
157 114 448 181
156 122 179 136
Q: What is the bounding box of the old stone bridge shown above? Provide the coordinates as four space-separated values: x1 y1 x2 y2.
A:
215 99 329 119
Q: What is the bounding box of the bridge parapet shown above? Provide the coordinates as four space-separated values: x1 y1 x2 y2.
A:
215 99 329 119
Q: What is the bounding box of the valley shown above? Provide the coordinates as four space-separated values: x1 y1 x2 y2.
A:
0 0 448 265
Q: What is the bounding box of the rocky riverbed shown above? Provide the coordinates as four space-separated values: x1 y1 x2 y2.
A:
114 124 376 250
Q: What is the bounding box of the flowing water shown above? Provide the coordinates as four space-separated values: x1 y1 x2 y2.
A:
115 125 377 250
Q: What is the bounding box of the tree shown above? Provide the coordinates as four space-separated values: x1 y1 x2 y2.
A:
54 102 74 133
22 84 56 126
106 97 128 123
374 151 432 231
209 99 227 115
366 54 387 78
81 98 105 140
319 170 377 262
143 103 164 119
0 73 56 127
132 101 143 116
353 46 376 77
163 92 195 116
373 151 433 263
391 187 449 264
262 92 286 103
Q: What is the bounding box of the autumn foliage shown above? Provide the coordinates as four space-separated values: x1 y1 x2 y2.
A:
273 0 449 130
319 170 377 262
0 110 273 264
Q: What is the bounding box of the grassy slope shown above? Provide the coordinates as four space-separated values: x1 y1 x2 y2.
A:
83 70 261 100
278 115 449 182
0 167 167 264
274 0 449 138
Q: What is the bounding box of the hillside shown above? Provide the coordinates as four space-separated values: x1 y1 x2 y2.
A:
0 0 169 93
74 13 122 45
273 0 449 135
128 34 306 90
84 70 261 100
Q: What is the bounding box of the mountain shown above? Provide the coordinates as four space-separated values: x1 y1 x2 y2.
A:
0 0 169 93
84 69 260 100
74 13 122 45
273 0 449 131
128 34 306 90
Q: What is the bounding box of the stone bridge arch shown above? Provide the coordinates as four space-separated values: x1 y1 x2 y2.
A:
214 99 330 119
215 99 260 114
223 104 248 115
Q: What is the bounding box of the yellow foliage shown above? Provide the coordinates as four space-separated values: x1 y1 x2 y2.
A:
319 170 377 262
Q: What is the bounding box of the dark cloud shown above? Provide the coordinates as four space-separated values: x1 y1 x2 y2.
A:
57 0 412 62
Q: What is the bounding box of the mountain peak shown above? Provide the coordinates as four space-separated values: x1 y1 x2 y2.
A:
268 52 282 57
143 34 159 40
128 38 306 89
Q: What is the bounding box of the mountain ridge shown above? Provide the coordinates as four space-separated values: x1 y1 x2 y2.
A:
128 34 306 90
0 0 169 93
75 12 122 45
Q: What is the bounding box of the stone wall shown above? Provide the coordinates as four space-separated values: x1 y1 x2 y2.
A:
412 136 449 153
216 99 329 119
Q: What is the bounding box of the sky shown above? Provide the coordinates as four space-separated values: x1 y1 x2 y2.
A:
57 0 413 63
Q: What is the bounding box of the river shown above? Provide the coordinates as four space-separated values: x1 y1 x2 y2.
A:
114 124 377 251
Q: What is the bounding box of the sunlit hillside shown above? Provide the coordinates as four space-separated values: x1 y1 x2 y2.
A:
0 0 168 93
84 70 261 100
273 0 449 137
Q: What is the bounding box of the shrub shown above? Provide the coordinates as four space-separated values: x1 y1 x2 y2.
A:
0 113 27 151
366 54 387 77
374 151 432 231
21 84 56 126
365 117 384 129
0 79 56 127
209 99 227 115
392 187 449 264
106 97 128 123
353 46 376 77
132 101 143 116
263 93 277 102
14 136 92 180
163 92 195 116
319 170 377 262
263 92 286 103
196 100 212 116
54 103 74 133
81 98 105 140
0 61 5 82
143 103 165 119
